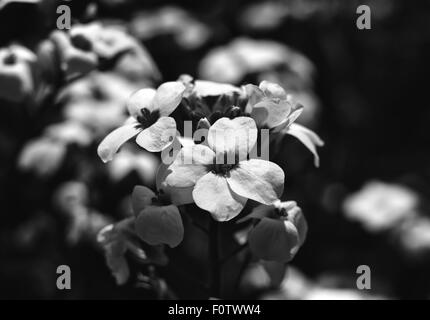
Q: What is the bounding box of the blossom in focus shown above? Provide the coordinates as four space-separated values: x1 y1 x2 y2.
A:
343 181 419 232
245 80 324 166
0 44 36 102
97 217 168 285
245 200 307 262
132 185 184 248
164 117 284 221
97 81 186 162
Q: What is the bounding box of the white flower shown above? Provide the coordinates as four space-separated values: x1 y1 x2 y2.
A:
164 117 284 221
17 137 66 177
245 80 324 166
97 81 186 162
107 146 159 185
198 38 314 84
50 30 98 80
343 181 418 232
0 44 36 102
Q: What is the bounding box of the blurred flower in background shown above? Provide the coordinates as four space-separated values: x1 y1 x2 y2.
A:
343 181 419 233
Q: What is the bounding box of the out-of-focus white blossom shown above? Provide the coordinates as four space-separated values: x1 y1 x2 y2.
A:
17 137 66 177
107 146 159 185
199 38 314 85
239 2 289 31
0 44 36 102
70 23 160 82
131 6 211 50
59 72 141 136
396 217 430 255
262 267 383 300
50 31 98 81
44 121 93 147
343 181 419 232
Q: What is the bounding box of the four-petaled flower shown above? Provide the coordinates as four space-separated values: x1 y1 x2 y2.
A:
97 81 186 162
245 80 324 166
164 117 284 221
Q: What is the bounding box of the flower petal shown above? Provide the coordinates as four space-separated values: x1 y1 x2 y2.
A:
156 163 196 206
136 117 177 152
285 95 304 125
227 159 284 205
208 117 257 161
259 81 287 100
193 80 241 96
237 204 275 223
285 206 308 252
252 100 291 128
132 186 156 215
135 205 184 248
164 144 214 188
153 81 186 116
192 172 247 221
97 123 142 163
126 88 157 118
285 123 324 167
248 217 299 262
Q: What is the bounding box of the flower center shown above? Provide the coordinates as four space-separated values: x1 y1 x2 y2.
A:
208 106 250 124
275 207 288 218
208 153 239 176
71 34 93 52
211 163 236 176
3 52 17 65
136 108 160 128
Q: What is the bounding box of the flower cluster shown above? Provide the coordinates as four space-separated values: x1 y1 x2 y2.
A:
97 77 323 267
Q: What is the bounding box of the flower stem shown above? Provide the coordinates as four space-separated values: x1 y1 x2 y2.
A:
209 218 221 297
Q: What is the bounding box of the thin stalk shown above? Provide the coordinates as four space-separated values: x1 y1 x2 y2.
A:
209 218 221 297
